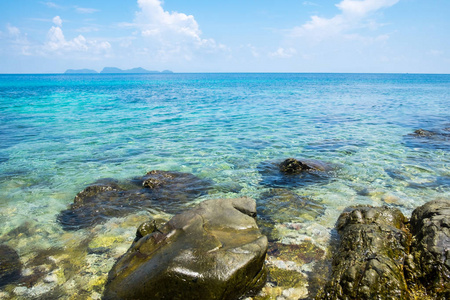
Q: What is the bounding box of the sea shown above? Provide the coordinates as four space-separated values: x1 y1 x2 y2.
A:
0 73 449 299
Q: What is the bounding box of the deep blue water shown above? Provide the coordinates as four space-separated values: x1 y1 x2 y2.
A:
0 73 449 297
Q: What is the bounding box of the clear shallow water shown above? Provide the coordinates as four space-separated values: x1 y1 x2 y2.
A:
0 73 449 298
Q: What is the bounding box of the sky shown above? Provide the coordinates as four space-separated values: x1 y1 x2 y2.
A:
0 0 449 73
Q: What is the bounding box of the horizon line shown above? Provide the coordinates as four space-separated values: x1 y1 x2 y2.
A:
1 71 450 75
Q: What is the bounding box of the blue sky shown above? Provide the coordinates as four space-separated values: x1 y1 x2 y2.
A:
0 0 449 73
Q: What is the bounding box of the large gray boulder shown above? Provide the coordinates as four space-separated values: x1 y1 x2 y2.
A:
103 197 268 300
406 199 450 299
317 206 412 300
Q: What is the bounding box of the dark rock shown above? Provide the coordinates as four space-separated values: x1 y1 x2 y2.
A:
57 185 149 231
316 206 412 300
257 188 324 224
279 158 312 174
404 128 450 151
413 129 436 137
103 197 268 300
139 170 212 213
0 244 22 288
258 158 334 188
58 171 212 230
72 179 123 209
141 170 211 201
406 199 450 299
135 219 166 242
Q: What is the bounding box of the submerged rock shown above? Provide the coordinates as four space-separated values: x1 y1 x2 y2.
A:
57 179 147 230
0 244 22 288
317 206 412 300
404 128 450 150
103 197 268 300
406 199 450 299
258 158 334 188
139 170 212 208
258 188 324 224
413 129 437 137
58 171 212 230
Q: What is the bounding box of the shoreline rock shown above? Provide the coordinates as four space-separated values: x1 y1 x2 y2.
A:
406 199 450 299
103 197 268 300
316 206 412 299
316 199 450 300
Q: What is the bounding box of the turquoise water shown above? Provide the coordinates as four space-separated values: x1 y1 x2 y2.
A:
0 73 449 298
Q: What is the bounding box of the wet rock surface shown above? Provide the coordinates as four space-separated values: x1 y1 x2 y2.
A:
317 200 450 300
58 171 212 230
316 206 412 300
406 199 450 299
258 158 334 188
0 244 22 288
103 197 268 300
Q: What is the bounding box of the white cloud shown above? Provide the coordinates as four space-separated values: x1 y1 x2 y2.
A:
37 16 110 55
42 2 61 9
131 0 226 59
0 24 31 55
44 24 111 55
270 47 297 58
336 0 399 16
7 24 21 37
303 1 319 6
291 0 399 40
136 0 200 38
53 16 63 27
75 7 99 14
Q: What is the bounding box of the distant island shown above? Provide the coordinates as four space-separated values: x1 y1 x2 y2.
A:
64 67 173 74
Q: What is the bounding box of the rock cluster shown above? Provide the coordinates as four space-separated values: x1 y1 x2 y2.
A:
51 163 449 299
317 199 450 300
